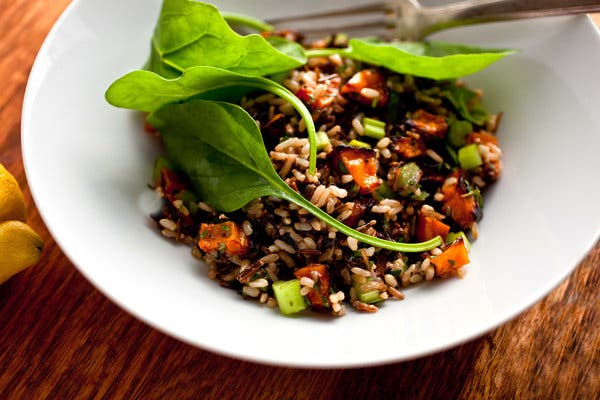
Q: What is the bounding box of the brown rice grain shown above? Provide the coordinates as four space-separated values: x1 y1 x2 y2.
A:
159 218 177 231
274 239 296 254
388 286 405 300
384 274 398 288
242 286 261 297
410 274 424 284
278 251 295 268
161 229 177 238
267 297 278 308
347 236 359 251
242 220 253 236
249 278 269 288
425 266 435 281
300 286 313 296
300 277 315 288
360 87 380 99
259 253 279 264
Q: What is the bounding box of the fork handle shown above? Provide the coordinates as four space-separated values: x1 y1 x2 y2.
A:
405 0 600 40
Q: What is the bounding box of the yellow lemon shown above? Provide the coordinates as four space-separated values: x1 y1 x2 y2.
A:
0 163 27 223
0 221 44 284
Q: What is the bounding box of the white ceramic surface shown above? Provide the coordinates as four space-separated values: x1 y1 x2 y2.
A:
22 0 600 368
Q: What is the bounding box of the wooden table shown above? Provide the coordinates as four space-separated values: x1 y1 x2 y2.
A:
1 1 598 398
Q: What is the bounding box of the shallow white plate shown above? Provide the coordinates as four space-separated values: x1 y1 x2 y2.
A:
22 0 600 368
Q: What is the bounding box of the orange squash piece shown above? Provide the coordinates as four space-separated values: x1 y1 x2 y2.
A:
198 221 249 256
294 264 330 308
441 170 479 229
340 69 389 107
415 213 450 242
406 109 448 139
393 135 426 159
337 147 381 194
429 237 470 278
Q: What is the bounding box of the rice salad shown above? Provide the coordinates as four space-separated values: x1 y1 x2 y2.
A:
105 0 509 317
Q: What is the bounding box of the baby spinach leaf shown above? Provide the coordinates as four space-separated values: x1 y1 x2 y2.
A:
306 39 515 80
105 66 318 173
443 85 488 125
149 99 443 252
222 12 274 33
148 0 306 77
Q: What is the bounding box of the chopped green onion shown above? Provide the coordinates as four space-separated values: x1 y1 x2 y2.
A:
363 117 386 128
446 231 471 250
272 279 308 315
447 120 473 148
348 139 371 149
358 289 382 304
362 117 386 139
395 162 422 197
458 143 483 170
316 131 330 151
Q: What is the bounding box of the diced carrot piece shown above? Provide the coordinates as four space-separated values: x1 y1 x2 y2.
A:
467 131 499 146
428 237 470 278
294 264 330 309
441 170 480 229
406 109 448 139
415 213 450 242
341 69 389 107
198 221 249 256
336 147 381 194
393 136 426 159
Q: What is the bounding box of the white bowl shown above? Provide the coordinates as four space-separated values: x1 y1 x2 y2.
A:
22 0 600 368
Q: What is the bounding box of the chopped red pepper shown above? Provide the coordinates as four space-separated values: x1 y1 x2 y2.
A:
341 69 389 107
198 221 249 256
294 264 330 309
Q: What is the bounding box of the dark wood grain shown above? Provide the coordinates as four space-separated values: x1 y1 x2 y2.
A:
0 2 598 399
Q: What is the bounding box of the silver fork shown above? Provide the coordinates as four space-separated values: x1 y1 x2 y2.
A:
268 0 600 41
